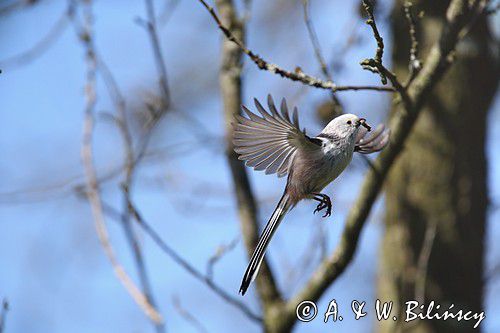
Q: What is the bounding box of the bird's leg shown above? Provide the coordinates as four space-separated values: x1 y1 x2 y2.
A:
312 193 332 218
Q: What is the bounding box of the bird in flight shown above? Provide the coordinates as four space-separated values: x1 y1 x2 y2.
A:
233 95 390 295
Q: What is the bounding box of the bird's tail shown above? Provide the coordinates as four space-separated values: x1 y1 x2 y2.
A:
239 191 291 295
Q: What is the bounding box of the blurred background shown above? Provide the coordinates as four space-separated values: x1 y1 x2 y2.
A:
0 0 499 332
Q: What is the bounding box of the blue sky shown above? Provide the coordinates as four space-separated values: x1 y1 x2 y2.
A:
0 0 499 332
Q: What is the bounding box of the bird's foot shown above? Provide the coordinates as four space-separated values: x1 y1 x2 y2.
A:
313 194 332 218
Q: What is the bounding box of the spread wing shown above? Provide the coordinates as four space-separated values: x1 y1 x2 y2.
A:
355 124 390 154
233 95 319 177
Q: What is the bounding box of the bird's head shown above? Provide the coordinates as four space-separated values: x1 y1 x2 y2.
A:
321 114 371 140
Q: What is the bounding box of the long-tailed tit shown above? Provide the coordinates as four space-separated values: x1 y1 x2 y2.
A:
233 95 390 295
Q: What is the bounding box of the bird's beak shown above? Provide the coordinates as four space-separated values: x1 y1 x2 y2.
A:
357 118 371 131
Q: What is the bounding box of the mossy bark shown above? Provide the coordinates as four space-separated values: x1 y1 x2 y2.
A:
378 1 499 332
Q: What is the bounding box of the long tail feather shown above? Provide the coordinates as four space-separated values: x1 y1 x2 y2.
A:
239 191 291 295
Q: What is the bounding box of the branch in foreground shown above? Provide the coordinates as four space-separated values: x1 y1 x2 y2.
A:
198 0 393 93
359 1 412 108
403 1 422 86
363 0 384 64
360 0 387 84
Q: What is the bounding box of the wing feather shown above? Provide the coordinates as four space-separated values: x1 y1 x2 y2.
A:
355 124 391 154
233 95 319 177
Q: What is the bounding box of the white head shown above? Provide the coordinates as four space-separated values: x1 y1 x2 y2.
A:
320 114 368 140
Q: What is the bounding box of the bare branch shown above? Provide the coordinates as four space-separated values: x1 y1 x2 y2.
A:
197 0 394 93
93 5 167 330
206 237 239 280
359 2 412 108
99 52 166 333
216 0 284 311
363 0 384 64
172 296 209 333
360 58 411 107
301 0 343 113
142 0 171 116
122 186 165 333
302 0 330 79
360 0 387 84
0 0 40 17
123 199 262 322
403 1 422 87
77 0 163 325
0 2 73 68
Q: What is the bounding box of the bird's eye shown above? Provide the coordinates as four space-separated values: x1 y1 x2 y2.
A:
347 120 352 125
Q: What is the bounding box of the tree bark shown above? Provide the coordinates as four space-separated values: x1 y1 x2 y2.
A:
216 0 284 330
378 1 499 332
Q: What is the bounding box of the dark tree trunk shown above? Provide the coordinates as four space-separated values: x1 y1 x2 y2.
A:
378 1 499 332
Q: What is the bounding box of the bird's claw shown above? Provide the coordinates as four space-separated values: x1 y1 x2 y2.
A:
323 205 332 218
313 194 332 218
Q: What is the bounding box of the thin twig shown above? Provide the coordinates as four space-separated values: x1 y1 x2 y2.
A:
0 0 39 17
122 184 165 333
124 199 262 322
0 2 73 68
358 1 412 110
302 0 343 113
403 1 422 87
361 58 411 107
96 9 166 331
143 0 171 114
361 0 387 84
98 41 166 333
363 0 384 63
197 0 393 93
172 296 209 333
73 4 165 330
78 0 163 325
206 237 239 280
99 199 260 322
302 0 330 79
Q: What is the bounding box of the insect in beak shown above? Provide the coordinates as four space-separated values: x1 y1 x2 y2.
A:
357 118 371 131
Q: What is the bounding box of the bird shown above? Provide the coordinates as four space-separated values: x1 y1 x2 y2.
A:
233 95 391 296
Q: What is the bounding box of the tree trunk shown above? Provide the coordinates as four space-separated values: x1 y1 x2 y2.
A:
217 0 284 331
378 1 498 332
